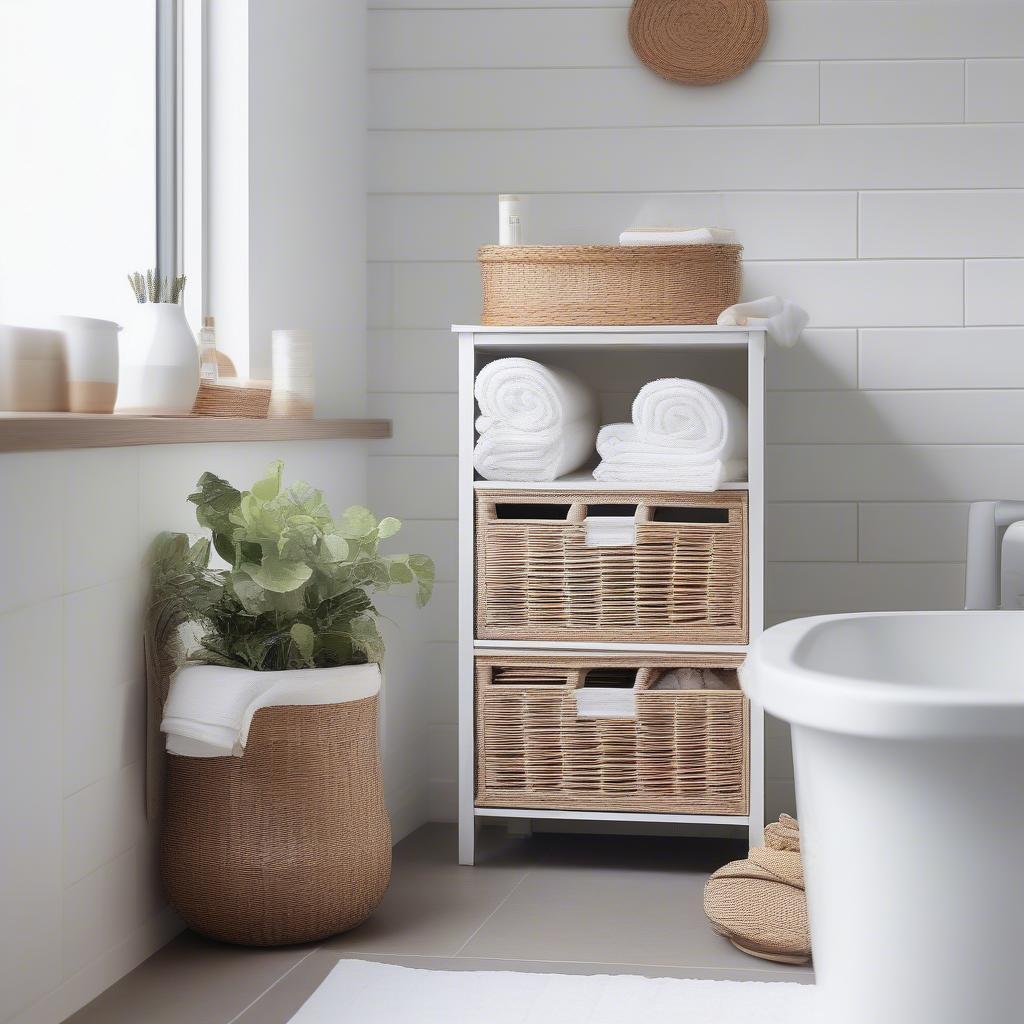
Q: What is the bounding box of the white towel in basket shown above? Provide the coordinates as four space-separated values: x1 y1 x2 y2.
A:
474 358 597 482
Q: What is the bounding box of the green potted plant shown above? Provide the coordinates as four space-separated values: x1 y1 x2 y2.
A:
151 460 434 946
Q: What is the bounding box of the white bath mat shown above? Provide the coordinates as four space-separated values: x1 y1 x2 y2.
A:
288 959 816 1023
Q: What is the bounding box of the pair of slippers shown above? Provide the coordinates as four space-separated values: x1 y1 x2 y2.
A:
703 814 810 965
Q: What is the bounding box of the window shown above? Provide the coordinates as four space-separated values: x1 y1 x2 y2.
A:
0 0 192 328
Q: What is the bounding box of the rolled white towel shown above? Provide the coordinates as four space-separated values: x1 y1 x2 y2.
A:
619 227 737 246
474 358 597 482
718 295 809 349
475 357 595 434
593 379 747 489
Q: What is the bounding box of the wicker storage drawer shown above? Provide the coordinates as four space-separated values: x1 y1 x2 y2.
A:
475 652 748 815
478 245 742 326
475 489 747 645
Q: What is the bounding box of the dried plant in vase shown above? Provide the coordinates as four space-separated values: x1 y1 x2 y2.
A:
127 268 188 304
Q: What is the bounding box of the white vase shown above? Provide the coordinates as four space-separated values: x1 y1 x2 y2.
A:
115 303 199 416
57 315 120 413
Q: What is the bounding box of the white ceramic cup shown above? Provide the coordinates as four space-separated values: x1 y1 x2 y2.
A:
57 315 120 413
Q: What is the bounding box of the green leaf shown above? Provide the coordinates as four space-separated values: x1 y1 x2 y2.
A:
337 505 378 539
251 460 283 501
378 516 401 539
408 554 435 607
211 531 236 566
289 622 315 666
318 533 349 563
240 555 312 594
188 472 241 536
387 556 414 585
349 615 385 663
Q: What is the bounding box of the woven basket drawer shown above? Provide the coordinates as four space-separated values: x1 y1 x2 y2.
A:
475 489 747 645
475 652 749 816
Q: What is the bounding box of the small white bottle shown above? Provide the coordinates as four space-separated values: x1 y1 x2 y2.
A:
198 315 219 382
498 195 523 246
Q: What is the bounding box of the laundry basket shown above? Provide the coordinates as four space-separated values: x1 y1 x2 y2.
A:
475 652 749 815
161 693 391 946
478 244 742 326
475 489 748 645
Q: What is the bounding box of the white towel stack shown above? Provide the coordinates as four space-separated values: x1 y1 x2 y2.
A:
593 378 747 490
474 358 597 482
619 227 737 246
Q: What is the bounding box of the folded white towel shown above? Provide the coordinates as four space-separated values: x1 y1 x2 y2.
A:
574 687 636 719
718 295 809 349
652 668 732 691
474 358 597 482
593 379 748 490
619 227 737 246
161 663 381 757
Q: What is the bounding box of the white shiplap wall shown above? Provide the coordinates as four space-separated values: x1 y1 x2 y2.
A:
367 0 1024 823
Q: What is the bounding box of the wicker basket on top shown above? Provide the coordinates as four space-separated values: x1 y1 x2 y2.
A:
478 244 742 326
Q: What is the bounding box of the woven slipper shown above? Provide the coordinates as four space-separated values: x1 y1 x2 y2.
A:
704 817 810 965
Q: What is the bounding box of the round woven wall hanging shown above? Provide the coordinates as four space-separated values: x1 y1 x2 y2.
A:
629 0 769 85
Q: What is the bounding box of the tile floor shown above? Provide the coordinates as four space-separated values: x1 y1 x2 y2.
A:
66 823 812 1024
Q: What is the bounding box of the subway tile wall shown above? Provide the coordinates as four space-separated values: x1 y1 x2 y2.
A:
366 0 1024 824
0 441 368 1024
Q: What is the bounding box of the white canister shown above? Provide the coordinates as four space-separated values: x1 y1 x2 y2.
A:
57 315 120 413
115 303 200 416
0 325 68 411
498 194 523 245
268 329 314 418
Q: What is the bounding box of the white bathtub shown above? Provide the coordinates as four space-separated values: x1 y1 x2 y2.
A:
743 611 1024 1024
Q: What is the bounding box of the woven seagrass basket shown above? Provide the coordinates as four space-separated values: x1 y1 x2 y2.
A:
161 696 391 947
192 378 271 418
478 244 742 326
475 651 749 815
475 489 748 645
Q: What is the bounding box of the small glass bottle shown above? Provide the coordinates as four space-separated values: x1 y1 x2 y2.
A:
198 315 219 382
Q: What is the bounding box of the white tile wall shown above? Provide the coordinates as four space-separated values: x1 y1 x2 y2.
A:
0 439 369 1024
820 61 964 124
368 0 1024 824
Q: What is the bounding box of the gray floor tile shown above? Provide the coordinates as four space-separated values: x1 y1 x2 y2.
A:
63 931 316 1024
459 860 811 976
321 825 529 956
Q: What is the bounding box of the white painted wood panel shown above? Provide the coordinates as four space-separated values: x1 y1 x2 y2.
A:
371 64 819 130
369 329 458 394
768 445 1024 502
766 330 858 390
766 503 858 562
371 5 1024 69
371 126 1024 193
369 455 457 519
965 260 1024 325
369 192 858 261
966 59 1024 122
859 502 969 563
767 561 966 612
743 261 963 327
369 392 457 455
860 328 1024 389
766 390 1024 444
860 191 1024 258
820 61 964 124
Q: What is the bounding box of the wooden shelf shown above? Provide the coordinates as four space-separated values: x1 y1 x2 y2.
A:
0 413 391 453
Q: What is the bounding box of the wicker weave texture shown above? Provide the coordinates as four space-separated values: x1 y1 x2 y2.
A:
475 652 748 815
161 697 391 947
476 489 748 644
629 0 769 85
192 378 271 418
478 244 741 326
